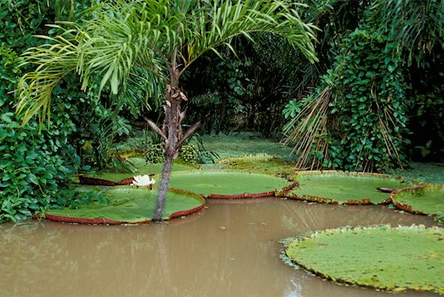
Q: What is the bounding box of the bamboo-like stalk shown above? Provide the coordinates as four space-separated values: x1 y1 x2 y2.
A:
284 86 331 170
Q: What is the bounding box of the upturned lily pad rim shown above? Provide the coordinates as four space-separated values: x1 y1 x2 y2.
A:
287 170 415 205
391 184 444 217
283 225 444 295
33 187 205 225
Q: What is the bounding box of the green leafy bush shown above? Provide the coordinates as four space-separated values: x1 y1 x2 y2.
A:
144 143 199 164
0 0 103 222
0 113 80 221
327 30 409 171
0 47 91 222
284 29 409 172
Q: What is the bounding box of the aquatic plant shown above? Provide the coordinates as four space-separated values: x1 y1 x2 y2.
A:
217 154 295 177
391 184 444 220
34 188 204 224
287 171 415 204
131 175 156 187
169 171 296 199
284 225 444 294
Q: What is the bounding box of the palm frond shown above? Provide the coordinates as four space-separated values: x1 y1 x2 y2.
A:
17 0 318 125
17 28 79 124
372 0 444 65
181 0 318 75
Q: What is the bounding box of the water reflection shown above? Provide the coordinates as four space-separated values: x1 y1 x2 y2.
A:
0 199 440 297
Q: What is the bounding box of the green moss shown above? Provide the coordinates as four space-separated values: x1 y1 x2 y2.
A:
284 225 444 294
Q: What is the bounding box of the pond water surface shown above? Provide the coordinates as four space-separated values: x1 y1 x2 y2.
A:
0 199 441 297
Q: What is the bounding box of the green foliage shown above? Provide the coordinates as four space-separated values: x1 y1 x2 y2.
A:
328 30 409 171
144 143 165 164
144 142 200 165
179 143 199 164
284 0 444 166
0 0 51 49
72 94 132 170
371 0 444 66
185 32 309 136
285 29 409 172
16 0 317 125
0 46 111 222
0 1 110 222
0 0 96 50
0 114 72 221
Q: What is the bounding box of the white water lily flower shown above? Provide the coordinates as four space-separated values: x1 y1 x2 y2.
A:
132 175 155 186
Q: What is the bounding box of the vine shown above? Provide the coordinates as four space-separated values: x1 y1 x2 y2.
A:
284 29 409 172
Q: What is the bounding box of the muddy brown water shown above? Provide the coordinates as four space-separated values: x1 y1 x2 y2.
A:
0 199 441 297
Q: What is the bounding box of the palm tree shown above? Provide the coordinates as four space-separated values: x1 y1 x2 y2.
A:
17 0 318 221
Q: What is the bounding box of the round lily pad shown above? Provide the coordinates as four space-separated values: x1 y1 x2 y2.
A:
288 171 413 204
217 154 295 177
77 158 198 184
284 225 444 294
36 188 204 224
169 171 296 198
391 184 444 217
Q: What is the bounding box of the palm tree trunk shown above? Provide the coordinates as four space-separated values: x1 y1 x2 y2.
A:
152 81 181 221
153 150 174 221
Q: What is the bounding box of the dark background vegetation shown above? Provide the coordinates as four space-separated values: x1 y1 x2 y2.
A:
1 0 443 221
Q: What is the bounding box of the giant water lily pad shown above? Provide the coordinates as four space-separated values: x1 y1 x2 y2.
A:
217 154 295 177
36 188 204 224
288 171 414 204
391 184 444 217
79 158 198 183
284 225 444 294
169 171 296 198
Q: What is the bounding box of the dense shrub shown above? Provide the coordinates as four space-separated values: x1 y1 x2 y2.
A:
0 48 82 222
284 29 409 172
327 30 409 171
0 1 115 222
145 143 200 164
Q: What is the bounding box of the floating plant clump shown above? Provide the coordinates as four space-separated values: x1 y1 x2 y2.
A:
284 225 444 294
391 184 444 219
288 171 415 204
34 188 204 224
169 171 296 198
217 154 295 177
